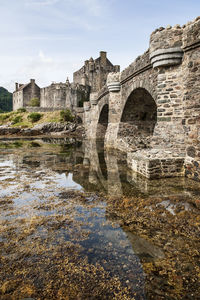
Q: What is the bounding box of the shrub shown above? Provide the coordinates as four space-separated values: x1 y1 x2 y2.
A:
29 97 40 107
0 114 9 121
28 112 42 123
60 109 74 122
17 108 26 113
12 115 22 124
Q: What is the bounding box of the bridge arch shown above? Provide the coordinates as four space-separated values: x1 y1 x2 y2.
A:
96 98 109 140
118 87 157 150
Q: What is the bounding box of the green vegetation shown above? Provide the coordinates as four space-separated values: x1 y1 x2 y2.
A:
0 114 9 122
0 87 13 112
60 109 74 122
12 115 22 124
17 108 26 113
28 112 42 123
0 110 71 127
29 97 40 107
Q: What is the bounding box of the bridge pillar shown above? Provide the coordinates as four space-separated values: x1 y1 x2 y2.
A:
149 26 186 156
105 72 122 149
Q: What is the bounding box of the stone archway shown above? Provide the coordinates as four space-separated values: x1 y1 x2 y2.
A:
118 88 157 150
96 103 109 140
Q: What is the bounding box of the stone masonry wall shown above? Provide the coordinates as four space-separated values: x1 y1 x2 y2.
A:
150 65 185 155
40 83 66 109
23 81 40 107
66 83 90 109
13 80 40 110
182 17 200 180
13 90 23 111
150 25 183 52
149 23 185 155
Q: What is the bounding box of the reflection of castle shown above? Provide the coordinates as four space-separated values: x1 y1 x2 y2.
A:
13 51 120 111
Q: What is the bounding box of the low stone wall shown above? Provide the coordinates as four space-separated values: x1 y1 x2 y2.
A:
25 107 62 112
127 149 185 179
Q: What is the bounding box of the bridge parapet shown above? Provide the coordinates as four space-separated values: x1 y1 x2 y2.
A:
121 50 151 82
182 16 200 50
150 25 183 53
150 24 183 68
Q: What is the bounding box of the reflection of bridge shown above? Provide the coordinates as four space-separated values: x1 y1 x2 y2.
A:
82 17 200 181
12 139 194 197
79 140 192 198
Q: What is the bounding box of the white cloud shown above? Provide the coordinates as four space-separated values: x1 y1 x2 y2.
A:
38 51 53 63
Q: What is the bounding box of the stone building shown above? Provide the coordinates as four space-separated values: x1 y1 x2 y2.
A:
13 51 117 112
13 79 40 111
73 51 120 92
40 82 67 109
65 81 90 109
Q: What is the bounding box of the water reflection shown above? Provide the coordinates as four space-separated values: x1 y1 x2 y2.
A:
0 138 199 299
0 139 147 299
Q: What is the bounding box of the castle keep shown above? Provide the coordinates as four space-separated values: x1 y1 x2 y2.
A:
13 16 200 182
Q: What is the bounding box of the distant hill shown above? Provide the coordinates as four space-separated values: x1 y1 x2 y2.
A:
0 87 13 112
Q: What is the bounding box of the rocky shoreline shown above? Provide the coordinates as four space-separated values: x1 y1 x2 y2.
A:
0 122 85 138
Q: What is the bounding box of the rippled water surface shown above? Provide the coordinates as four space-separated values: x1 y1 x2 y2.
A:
0 138 199 299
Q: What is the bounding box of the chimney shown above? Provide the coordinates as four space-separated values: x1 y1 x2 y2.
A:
100 51 107 65
114 65 120 72
30 79 35 85
15 82 18 91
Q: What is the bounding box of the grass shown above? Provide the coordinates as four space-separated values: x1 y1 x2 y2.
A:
0 110 62 128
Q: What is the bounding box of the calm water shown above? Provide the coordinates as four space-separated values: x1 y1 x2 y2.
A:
0 138 199 299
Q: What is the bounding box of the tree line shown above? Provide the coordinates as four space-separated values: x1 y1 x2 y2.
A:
0 87 13 112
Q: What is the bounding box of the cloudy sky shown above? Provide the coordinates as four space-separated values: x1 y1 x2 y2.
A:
1 0 200 92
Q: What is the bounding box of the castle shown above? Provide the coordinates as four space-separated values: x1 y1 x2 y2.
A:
13 16 200 182
13 51 120 111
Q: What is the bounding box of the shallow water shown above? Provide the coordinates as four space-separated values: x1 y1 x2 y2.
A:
0 138 199 299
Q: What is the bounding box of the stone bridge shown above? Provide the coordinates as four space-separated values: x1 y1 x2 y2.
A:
82 17 200 181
